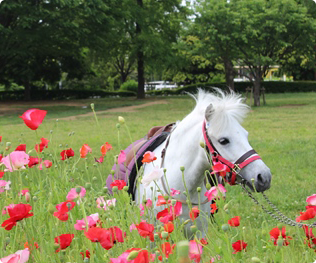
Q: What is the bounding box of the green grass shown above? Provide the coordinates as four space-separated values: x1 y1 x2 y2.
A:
1 92 316 262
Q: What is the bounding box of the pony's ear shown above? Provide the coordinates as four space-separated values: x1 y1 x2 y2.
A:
205 103 214 122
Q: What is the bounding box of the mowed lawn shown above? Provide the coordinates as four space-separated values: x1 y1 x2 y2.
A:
1 91 316 262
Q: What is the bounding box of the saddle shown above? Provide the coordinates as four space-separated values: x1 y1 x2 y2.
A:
106 123 174 199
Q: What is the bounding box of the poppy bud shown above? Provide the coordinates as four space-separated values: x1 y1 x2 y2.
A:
199 141 205 148
84 258 89 263
177 240 189 258
92 177 97 181
183 191 187 196
223 204 229 211
251 257 261 262
99 203 104 208
154 233 159 240
206 183 211 190
277 239 283 247
53 243 60 251
180 166 185 172
171 199 177 205
277 224 283 230
112 186 118 192
123 186 128 191
48 204 55 214
66 203 72 210
161 231 169 239
56 119 59 122
118 116 125 124
116 123 121 129
164 195 169 201
85 183 92 190
25 192 31 202
103 187 108 194
163 168 167 173
197 187 201 192
221 224 229 232
50 130 53 134
5 237 10 245
33 196 38 202
183 219 191 225
127 251 139 260
90 103 94 110
76 187 82 194
111 170 115 175
190 225 198 234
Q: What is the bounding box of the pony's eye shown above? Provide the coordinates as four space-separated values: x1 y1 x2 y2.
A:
218 138 230 145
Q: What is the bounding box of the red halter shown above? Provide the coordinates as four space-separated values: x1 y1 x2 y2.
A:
202 120 261 185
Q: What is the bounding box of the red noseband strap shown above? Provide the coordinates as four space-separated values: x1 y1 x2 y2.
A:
202 120 261 185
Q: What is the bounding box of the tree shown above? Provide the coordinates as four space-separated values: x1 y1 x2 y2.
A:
0 0 120 99
197 0 316 106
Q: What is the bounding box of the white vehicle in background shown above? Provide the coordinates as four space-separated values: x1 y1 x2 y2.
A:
145 81 178 91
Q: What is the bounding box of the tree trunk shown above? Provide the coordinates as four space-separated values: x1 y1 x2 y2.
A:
24 81 31 101
136 0 145 99
224 59 235 91
253 78 261 107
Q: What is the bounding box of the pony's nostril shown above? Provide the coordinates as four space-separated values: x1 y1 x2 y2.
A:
257 173 264 184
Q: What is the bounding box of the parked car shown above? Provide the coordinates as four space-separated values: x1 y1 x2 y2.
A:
145 81 178 91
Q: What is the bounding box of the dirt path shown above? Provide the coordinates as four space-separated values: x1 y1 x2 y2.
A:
59 100 168 121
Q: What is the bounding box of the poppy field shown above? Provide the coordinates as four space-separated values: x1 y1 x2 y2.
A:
1 92 316 262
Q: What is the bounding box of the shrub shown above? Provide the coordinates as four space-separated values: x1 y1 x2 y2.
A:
120 80 138 93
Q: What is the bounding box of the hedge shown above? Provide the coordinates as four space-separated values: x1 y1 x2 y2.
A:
0 89 136 101
146 81 316 95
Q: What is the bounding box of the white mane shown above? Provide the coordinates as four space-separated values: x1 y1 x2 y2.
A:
190 88 250 134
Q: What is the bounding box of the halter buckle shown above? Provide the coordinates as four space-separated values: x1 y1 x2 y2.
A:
233 164 241 174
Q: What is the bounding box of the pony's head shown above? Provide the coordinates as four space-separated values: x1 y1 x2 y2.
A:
196 89 271 192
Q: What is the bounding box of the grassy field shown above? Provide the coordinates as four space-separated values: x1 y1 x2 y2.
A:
1 92 316 262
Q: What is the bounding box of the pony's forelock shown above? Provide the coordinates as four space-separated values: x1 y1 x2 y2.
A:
190 88 250 134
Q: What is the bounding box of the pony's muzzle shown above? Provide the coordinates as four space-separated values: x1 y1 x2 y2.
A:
254 169 272 192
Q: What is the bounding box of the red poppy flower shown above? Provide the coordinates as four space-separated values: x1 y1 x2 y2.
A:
28 157 42 168
232 240 247 254
84 227 114 250
80 250 90 259
35 138 49 153
24 240 39 251
60 148 75 160
210 202 218 214
158 242 176 260
200 238 208 245
211 163 230 177
1 203 34 230
156 195 171 206
54 233 74 253
107 226 125 243
306 205 316 213
0 171 4 178
269 226 291 246
53 201 76 221
157 202 182 224
0 136 2 142
302 225 316 248
142 151 157 163
80 144 92 158
296 208 316 222
0 154 2 162
20 109 47 130
15 144 26 152
136 221 155 242
110 180 126 190
101 142 112 156
164 222 174 233
134 250 153 263
189 207 200 221
228 216 240 227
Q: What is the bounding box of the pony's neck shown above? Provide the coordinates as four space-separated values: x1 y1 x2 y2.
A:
163 114 210 199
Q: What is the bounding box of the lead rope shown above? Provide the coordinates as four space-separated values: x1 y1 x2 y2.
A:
239 181 316 228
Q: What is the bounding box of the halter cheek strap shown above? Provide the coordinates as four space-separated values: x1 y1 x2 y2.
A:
202 120 261 185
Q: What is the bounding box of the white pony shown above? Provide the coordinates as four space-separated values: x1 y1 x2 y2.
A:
135 89 272 234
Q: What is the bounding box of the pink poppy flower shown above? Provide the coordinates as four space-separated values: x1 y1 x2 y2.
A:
74 213 99 230
204 184 226 201
0 180 11 193
95 156 104 163
80 144 92 158
189 240 203 263
118 150 126 164
96 197 116 210
0 248 30 263
15 144 26 152
1 151 29 172
306 194 316 206
130 223 137 232
66 187 86 200
39 160 52 170
20 109 47 130
2 204 15 215
19 189 31 202
170 188 180 196
110 248 155 263
141 166 164 188
140 199 153 216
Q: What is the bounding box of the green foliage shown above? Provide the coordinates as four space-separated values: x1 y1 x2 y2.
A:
120 80 138 93
0 89 136 101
